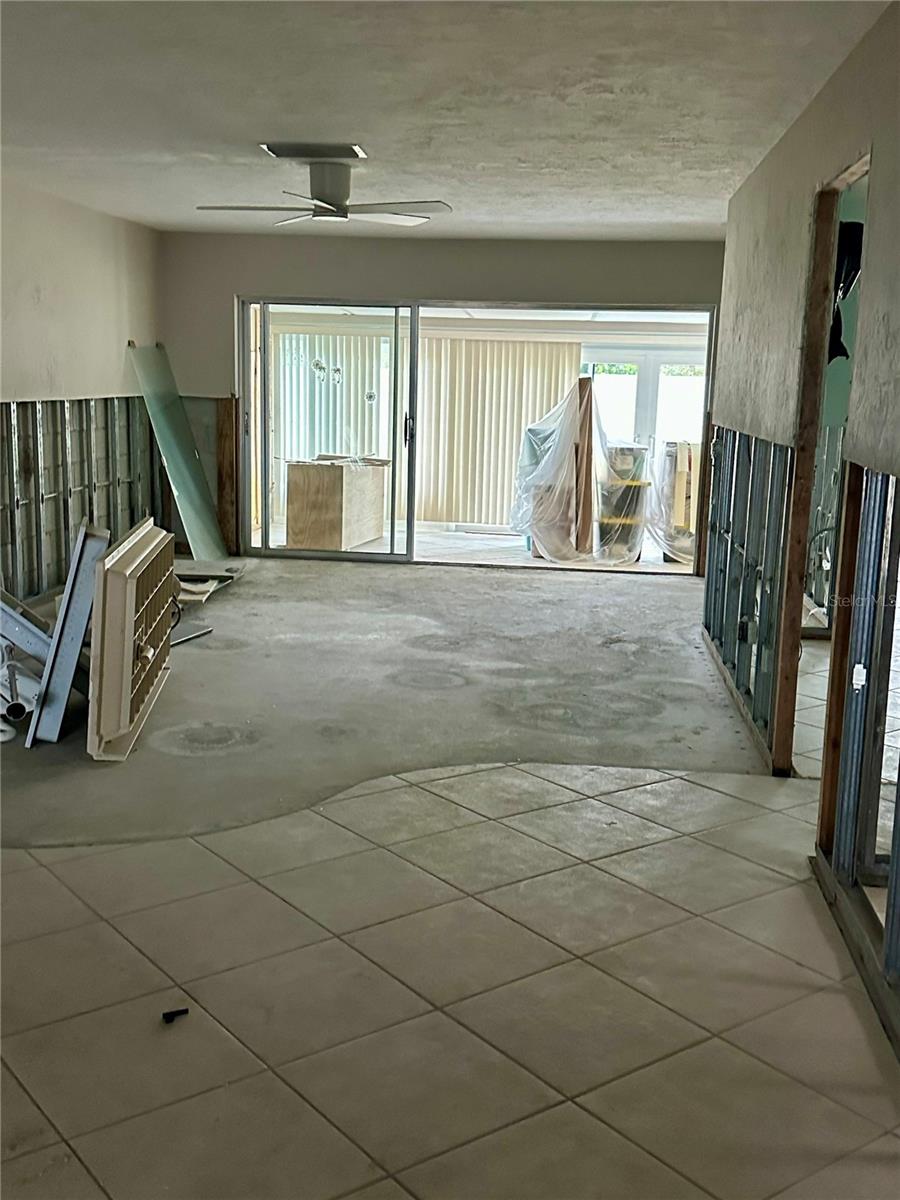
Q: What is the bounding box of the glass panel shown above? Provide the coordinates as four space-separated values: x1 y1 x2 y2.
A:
264 304 410 554
128 344 226 560
591 363 638 443
655 363 706 445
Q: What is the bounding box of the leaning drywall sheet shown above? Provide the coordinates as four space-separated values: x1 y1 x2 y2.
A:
129 344 227 560
713 4 898 472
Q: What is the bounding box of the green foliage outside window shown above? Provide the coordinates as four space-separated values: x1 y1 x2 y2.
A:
579 362 704 377
581 362 638 376
660 364 705 377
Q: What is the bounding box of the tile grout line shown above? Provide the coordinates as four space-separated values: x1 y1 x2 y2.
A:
4 764 792 856
195 802 877 1126
41 896 397 1189
688 827 816 882
0 1058 87 1167
713 1017 900 1133
4 769 880 1195
189 827 795 1191
195 829 743 1104
2 1031 115 1199
4 818 819 1045
2 857 289 1165
753 1126 899 1200
8 812 819 1047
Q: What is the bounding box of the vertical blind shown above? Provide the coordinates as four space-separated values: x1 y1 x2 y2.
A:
269 328 580 528
408 337 581 526
270 331 389 519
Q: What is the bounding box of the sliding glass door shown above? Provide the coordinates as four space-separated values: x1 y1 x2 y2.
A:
244 302 414 557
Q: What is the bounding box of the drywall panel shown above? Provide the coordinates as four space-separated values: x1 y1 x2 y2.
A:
129 345 226 561
159 234 724 397
1 180 161 401
714 3 898 474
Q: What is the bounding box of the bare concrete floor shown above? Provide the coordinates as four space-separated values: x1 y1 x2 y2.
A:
2 560 763 846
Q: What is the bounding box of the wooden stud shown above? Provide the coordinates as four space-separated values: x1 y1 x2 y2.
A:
574 375 593 554
694 409 713 576
817 461 863 853
216 396 240 555
828 153 871 192
771 188 839 774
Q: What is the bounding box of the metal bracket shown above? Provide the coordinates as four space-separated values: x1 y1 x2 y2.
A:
24 520 110 747
0 591 91 696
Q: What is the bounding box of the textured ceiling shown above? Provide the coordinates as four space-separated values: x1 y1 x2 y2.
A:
0 1 887 239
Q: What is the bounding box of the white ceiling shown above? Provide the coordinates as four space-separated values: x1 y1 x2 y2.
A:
0 1 887 240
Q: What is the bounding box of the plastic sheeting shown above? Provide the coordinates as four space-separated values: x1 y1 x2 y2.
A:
646 440 701 565
510 379 700 566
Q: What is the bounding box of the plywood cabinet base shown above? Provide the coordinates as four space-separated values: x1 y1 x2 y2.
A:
286 459 388 551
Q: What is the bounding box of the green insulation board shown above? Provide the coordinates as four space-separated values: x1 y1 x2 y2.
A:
129 344 227 561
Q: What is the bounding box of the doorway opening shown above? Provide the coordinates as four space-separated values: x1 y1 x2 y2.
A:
244 302 414 558
410 306 711 572
791 170 869 779
242 301 712 574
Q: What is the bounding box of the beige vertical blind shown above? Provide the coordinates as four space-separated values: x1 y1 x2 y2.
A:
406 336 581 526
265 318 580 532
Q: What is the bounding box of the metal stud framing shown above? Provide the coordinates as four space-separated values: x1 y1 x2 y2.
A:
885 773 900 982
752 443 791 733
816 467 900 1052
833 470 890 880
855 479 900 882
703 423 791 746
0 398 154 599
736 440 772 695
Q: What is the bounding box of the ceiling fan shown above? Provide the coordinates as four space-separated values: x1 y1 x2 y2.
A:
198 159 452 228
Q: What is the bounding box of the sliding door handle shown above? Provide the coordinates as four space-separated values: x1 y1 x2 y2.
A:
403 414 415 446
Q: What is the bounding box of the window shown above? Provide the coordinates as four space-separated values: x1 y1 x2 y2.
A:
581 347 707 450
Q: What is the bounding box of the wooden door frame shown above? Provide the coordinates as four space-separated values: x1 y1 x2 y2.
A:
770 154 870 775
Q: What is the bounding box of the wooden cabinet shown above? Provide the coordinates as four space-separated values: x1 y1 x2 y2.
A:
285 458 388 551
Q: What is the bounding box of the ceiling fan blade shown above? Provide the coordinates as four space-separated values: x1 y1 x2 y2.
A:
273 213 314 227
283 189 337 212
348 201 452 216
197 205 315 212
348 212 430 227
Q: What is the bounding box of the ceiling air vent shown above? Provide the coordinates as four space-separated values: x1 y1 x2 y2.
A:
259 143 367 162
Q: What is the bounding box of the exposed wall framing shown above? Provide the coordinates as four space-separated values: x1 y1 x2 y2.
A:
815 466 900 1055
0 398 153 599
703 423 792 750
818 461 864 854
769 189 839 773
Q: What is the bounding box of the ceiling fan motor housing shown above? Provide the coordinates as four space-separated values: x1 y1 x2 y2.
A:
309 162 353 211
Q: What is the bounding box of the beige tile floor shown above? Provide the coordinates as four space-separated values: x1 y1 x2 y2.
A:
793 636 900 784
3 763 899 1200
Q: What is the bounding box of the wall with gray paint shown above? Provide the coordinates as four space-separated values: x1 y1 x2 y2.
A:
714 3 898 474
1 180 162 400
158 234 725 397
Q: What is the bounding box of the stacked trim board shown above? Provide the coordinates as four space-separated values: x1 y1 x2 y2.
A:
87 518 174 761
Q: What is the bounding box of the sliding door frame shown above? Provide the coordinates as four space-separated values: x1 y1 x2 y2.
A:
235 297 717 571
236 296 418 563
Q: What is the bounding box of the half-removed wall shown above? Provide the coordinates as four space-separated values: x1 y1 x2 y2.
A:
1 179 162 593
